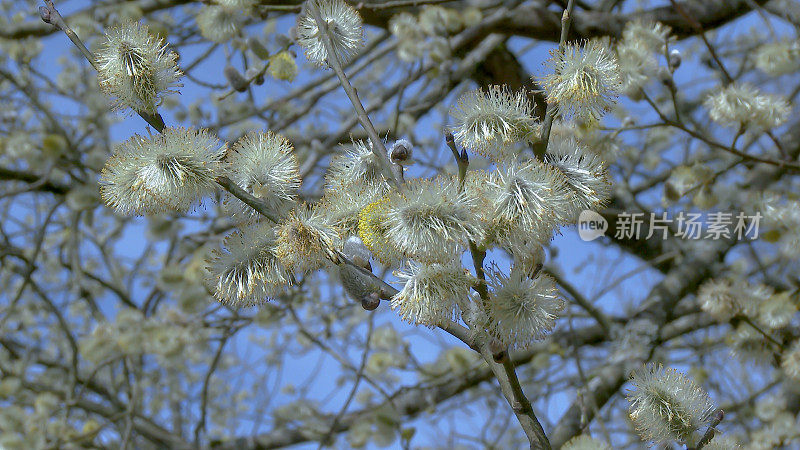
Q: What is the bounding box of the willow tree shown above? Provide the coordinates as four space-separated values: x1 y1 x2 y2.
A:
1 0 799 448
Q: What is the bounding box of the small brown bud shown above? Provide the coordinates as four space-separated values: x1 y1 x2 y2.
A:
621 116 635 128
275 34 292 49
490 340 507 363
248 37 270 60
658 67 675 90
390 139 414 166
224 65 249 92
668 49 682 71
664 181 681 202
39 6 52 24
361 293 380 311
530 262 543 279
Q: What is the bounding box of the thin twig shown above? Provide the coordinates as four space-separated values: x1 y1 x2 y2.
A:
740 315 784 350
535 0 576 160
546 269 613 334
445 132 469 188
308 0 404 190
318 317 375 448
501 358 551 450
215 176 281 223
40 0 166 131
669 0 734 83
690 409 724 450
193 330 232 443
447 138 551 449
640 91 800 170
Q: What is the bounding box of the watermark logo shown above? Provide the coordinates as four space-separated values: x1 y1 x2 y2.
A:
578 210 608 241
577 210 762 241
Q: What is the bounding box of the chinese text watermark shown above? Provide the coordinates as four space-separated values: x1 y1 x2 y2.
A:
578 211 762 242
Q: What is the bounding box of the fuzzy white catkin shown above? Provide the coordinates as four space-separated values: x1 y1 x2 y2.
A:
486 268 564 348
615 21 671 97
704 83 790 130
296 0 364 66
615 39 657 97
486 159 573 246
449 86 539 160
540 39 621 122
391 262 473 327
389 12 425 62
418 6 459 36
622 20 672 52
757 292 796 330
357 196 406 266
384 177 482 263
338 236 383 307
509 238 545 279
209 222 290 308
626 364 716 445
223 132 301 221
562 435 611 450
326 140 387 189
701 436 741 449
276 204 340 272
735 281 774 318
318 179 388 238
782 340 800 382
545 137 611 222
196 0 254 43
697 279 739 322
95 21 182 114
100 127 223 215
727 322 774 364
755 40 800 76
196 6 237 43
697 278 776 323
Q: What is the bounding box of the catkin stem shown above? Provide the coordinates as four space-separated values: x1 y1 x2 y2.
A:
308 1 405 191
41 0 166 132
534 0 576 160
447 133 552 450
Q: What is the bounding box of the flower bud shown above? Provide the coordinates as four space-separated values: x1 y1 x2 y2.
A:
42 133 68 159
389 139 414 166
224 65 249 92
621 116 635 128
39 6 52 24
248 37 271 60
657 66 674 90
664 181 681 202
276 34 293 49
268 51 298 82
339 236 383 307
343 235 372 269
361 293 381 311
490 339 507 363
462 7 482 28
668 48 681 71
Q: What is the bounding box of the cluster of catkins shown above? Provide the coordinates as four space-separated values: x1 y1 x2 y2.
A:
85 0 754 445
94 0 623 352
389 5 483 63
698 277 800 382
